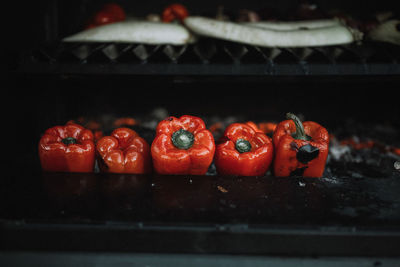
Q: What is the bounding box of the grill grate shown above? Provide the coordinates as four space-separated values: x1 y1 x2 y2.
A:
22 39 400 75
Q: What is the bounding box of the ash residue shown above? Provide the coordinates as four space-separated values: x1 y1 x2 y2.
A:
326 134 400 179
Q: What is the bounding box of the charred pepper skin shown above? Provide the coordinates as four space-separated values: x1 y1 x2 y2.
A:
215 123 274 177
39 123 95 172
151 115 215 175
96 128 152 174
273 113 329 178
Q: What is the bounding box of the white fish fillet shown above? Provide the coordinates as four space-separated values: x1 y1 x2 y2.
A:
63 20 195 45
184 16 362 47
242 19 341 31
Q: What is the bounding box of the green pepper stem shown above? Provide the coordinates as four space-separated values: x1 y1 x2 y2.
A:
286 113 310 141
235 139 252 153
171 129 194 150
62 137 77 145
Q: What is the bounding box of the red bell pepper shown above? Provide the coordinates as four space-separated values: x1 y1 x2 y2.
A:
215 123 274 176
113 117 137 128
151 115 215 175
273 113 329 177
162 4 189 23
86 3 126 29
67 118 103 142
246 121 277 136
258 122 277 135
245 121 264 133
102 3 126 21
96 128 152 174
39 123 95 172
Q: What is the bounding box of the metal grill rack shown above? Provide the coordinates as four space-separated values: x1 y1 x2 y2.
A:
20 38 400 75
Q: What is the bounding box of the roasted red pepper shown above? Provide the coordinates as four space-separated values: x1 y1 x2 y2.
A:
86 3 126 29
245 121 264 133
215 123 274 176
96 128 152 174
393 147 400 156
102 3 126 21
258 122 277 135
151 115 215 175
67 118 103 142
273 113 329 178
340 138 375 150
39 123 95 172
162 4 189 23
113 117 137 128
246 121 277 136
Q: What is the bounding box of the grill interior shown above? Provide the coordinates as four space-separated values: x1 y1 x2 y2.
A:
3 0 400 259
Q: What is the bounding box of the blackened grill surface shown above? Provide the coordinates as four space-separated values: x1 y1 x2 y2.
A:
1 154 400 256
1 171 400 227
17 40 400 76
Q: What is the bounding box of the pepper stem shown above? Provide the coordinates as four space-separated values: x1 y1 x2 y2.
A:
62 137 77 145
171 129 194 150
235 139 252 153
286 113 311 141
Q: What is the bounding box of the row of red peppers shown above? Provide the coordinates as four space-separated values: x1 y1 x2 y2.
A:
39 114 329 177
85 3 189 29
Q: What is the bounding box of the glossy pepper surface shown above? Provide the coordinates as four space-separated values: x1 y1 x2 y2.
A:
215 123 274 176
151 115 215 175
96 128 152 174
39 123 95 172
273 113 329 178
